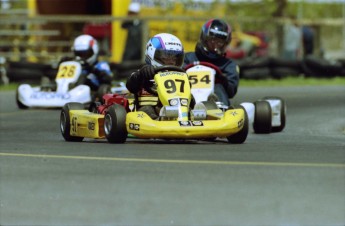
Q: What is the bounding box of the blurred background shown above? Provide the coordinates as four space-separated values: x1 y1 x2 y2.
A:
0 0 344 83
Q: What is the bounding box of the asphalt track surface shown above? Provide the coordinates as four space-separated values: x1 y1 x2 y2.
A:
0 85 344 226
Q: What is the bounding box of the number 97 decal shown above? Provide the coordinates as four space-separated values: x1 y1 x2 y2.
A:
164 79 186 94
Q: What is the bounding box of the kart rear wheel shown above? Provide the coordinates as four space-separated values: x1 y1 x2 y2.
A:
60 102 84 142
263 96 286 132
104 104 128 143
96 84 112 102
227 106 249 144
16 87 28 109
253 100 272 134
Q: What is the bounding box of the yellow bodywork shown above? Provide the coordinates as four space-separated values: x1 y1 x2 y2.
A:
68 108 245 140
126 108 245 139
69 110 105 139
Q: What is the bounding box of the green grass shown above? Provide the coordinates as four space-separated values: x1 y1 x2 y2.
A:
240 76 345 87
1 76 344 91
0 83 19 91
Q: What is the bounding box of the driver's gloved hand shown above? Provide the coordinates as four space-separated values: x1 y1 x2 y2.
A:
140 65 155 82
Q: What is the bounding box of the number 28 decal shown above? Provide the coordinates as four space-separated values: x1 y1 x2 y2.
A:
56 65 77 79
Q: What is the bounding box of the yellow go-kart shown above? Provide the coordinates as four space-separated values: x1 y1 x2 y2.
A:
60 66 248 144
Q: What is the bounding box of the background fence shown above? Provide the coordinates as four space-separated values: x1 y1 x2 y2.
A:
0 0 344 84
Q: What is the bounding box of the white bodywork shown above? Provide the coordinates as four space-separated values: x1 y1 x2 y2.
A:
17 61 92 108
111 82 129 94
186 64 215 103
186 64 285 130
264 98 285 127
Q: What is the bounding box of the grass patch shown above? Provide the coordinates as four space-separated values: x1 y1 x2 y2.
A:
0 83 19 91
1 76 344 91
240 76 345 87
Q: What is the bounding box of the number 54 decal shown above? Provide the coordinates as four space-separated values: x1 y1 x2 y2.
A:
188 71 214 89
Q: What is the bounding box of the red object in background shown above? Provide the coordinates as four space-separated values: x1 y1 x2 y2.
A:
226 31 269 59
83 23 111 39
246 31 269 57
83 23 112 55
225 49 246 59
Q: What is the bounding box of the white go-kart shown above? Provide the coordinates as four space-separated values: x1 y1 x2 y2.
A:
16 60 97 109
185 61 286 133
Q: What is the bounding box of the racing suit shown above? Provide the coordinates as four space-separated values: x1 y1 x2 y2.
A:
183 43 239 106
126 65 160 119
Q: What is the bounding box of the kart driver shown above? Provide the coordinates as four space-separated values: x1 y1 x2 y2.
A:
59 34 113 91
183 19 239 106
126 33 185 119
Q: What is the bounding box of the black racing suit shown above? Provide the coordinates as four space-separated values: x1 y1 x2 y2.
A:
126 67 160 119
183 43 239 106
126 65 195 119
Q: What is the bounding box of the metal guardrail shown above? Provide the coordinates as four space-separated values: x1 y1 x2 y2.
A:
0 14 344 64
0 30 60 36
0 15 343 26
0 41 71 48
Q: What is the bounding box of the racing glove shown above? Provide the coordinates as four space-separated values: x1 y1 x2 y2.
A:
140 65 155 81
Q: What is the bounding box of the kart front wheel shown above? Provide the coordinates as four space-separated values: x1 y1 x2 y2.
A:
104 104 128 143
253 100 272 134
60 102 84 142
227 106 249 144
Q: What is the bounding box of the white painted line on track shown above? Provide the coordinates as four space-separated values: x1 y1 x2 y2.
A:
0 152 344 168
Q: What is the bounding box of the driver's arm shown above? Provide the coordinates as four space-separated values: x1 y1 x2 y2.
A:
219 62 239 98
126 65 155 93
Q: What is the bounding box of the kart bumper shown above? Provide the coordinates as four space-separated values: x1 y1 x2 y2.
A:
126 108 245 139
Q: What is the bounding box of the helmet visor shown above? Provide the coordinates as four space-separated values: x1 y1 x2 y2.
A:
205 37 227 55
154 49 184 67
74 49 93 60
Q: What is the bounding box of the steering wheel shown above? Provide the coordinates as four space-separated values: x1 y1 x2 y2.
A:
154 65 185 73
184 61 225 81
146 65 186 95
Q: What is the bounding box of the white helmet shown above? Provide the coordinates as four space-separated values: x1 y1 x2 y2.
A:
72 34 99 65
145 33 184 68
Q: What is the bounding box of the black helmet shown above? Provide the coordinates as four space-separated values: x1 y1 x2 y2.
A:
197 19 232 59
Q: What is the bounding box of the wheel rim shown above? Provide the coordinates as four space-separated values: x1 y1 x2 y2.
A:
60 112 67 133
104 114 112 135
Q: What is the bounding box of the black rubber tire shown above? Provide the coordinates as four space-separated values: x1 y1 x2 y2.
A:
263 96 286 132
60 102 84 142
253 100 272 134
104 104 128 143
227 105 249 144
96 84 112 102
